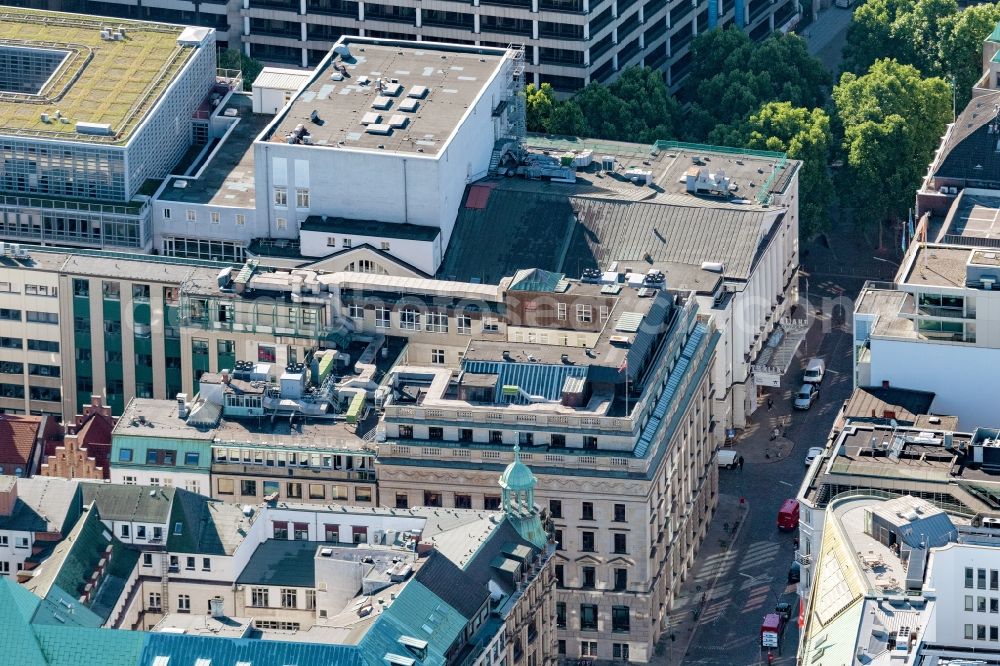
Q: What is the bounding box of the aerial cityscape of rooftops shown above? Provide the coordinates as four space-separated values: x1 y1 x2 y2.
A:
4 1 1000 664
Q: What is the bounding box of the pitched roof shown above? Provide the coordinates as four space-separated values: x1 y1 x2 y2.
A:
440 188 781 284
137 632 365 666
25 504 140 626
80 483 174 524
166 489 250 555
0 579 48 666
358 580 468 666
235 539 318 587
844 387 936 425
0 476 82 533
931 90 1000 183
413 550 489 619
0 414 42 472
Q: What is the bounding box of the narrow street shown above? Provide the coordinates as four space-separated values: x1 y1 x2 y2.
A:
669 229 895 665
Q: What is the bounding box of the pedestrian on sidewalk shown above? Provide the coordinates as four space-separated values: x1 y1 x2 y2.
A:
767 397 773 411
737 455 744 471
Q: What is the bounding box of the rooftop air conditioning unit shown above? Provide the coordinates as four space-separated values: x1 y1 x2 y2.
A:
982 278 995 291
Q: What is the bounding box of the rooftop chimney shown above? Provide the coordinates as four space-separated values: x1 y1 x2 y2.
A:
0 477 17 517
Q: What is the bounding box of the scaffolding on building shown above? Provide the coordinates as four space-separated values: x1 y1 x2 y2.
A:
489 44 526 175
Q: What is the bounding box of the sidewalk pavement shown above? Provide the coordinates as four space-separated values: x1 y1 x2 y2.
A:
658 493 749 664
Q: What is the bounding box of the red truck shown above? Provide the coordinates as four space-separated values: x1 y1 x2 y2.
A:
761 612 784 648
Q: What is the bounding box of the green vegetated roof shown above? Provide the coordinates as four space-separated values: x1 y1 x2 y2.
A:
0 9 194 144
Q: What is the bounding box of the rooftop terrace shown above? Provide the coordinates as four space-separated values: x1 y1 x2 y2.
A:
0 9 202 144
264 38 507 155
160 94 265 208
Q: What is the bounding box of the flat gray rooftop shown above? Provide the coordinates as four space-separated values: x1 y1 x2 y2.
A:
904 246 971 288
115 398 216 440
264 39 507 155
939 190 1000 241
160 94 264 208
213 414 376 452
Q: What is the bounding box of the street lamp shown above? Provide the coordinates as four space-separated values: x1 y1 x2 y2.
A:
872 256 900 268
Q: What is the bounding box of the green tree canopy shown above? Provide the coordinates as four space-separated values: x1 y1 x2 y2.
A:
720 102 834 238
832 59 951 228
685 28 830 140
525 82 557 133
938 3 1000 107
842 0 917 74
218 48 263 92
572 67 679 143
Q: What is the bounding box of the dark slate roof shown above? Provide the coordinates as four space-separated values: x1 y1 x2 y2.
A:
932 90 1000 183
80 483 173 524
166 489 249 556
0 476 81 533
300 215 441 241
844 387 936 425
414 550 488 619
236 539 318 587
439 188 780 284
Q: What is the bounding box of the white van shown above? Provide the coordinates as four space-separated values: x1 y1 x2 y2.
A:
717 449 739 469
803 358 826 384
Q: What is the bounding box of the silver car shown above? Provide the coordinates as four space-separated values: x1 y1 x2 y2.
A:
793 384 819 410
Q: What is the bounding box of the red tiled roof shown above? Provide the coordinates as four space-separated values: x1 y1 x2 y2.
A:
75 411 114 478
0 414 41 470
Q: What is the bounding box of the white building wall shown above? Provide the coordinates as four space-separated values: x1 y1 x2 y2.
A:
253 47 512 272
924 542 1000 647
298 230 438 275
0 528 33 576
868 337 1000 429
109 468 209 495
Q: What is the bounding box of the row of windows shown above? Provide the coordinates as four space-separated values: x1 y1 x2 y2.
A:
0 282 56 297
396 426 598 449
348 304 495 334
273 186 310 209
555 563 630 592
213 448 371 470
273 521 373 543
0 308 58 324
552 529 628 555
250 587 316 610
556 603 631 633
965 595 1000 613
563 641 631 660
549 499 628 522
163 207 247 226
118 448 200 466
219 478 373 502
326 237 392 253
402 491 503 511
965 567 1000 590
965 624 1000 641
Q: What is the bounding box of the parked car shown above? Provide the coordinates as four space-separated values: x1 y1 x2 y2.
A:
793 384 819 410
718 449 739 469
803 358 826 384
775 602 793 622
788 560 801 584
804 447 824 466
